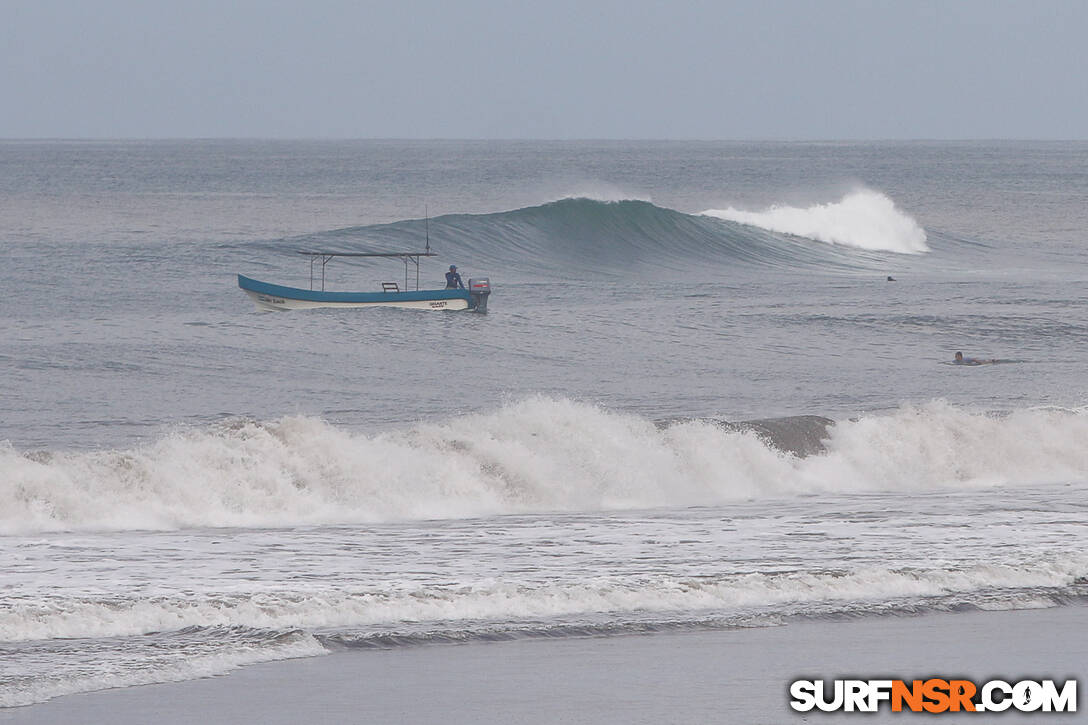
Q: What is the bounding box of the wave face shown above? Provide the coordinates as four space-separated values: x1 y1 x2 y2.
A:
286 193 925 278
5 399 1088 534
702 189 930 254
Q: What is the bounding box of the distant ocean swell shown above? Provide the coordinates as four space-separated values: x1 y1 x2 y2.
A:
5 398 1088 534
280 189 927 275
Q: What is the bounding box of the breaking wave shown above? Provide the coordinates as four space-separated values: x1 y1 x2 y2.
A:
282 192 926 278
702 189 930 254
5 398 1088 534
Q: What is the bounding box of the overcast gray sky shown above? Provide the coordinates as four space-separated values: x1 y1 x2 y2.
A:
3 0 1087 139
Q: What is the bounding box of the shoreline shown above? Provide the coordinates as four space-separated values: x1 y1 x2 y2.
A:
4 605 1085 724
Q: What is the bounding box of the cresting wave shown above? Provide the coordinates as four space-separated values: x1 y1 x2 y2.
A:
284 192 923 277
5 398 1088 534
702 189 930 254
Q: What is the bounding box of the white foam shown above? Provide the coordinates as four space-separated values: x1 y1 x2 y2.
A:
0 635 325 709
3 398 1088 534
4 557 1085 644
702 189 929 253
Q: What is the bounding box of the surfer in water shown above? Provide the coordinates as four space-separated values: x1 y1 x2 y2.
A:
953 351 996 365
445 265 465 289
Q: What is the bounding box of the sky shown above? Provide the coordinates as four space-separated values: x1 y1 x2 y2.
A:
2 0 1087 139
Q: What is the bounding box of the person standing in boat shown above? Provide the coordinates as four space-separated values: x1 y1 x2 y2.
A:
445 265 465 289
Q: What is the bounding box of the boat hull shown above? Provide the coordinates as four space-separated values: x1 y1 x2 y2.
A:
238 275 472 311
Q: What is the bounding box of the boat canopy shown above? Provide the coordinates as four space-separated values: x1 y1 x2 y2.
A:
296 250 438 292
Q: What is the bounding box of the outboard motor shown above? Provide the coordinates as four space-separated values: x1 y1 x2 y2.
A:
467 278 490 313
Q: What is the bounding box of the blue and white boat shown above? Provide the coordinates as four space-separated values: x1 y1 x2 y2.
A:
238 250 490 312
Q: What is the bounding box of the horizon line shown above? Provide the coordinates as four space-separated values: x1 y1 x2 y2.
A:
2 136 1087 143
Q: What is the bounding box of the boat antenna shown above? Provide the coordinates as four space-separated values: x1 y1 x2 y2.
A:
424 205 430 255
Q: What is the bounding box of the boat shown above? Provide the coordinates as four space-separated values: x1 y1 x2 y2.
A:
238 250 490 312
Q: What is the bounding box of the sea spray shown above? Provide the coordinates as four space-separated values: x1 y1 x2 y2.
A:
702 189 930 254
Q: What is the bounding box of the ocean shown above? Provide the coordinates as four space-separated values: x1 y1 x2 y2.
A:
2 140 1087 712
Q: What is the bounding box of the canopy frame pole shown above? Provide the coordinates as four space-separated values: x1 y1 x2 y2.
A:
298 250 437 293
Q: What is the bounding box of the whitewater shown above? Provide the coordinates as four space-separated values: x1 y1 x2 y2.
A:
5 399 1088 534
702 188 931 254
2 139 1088 710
